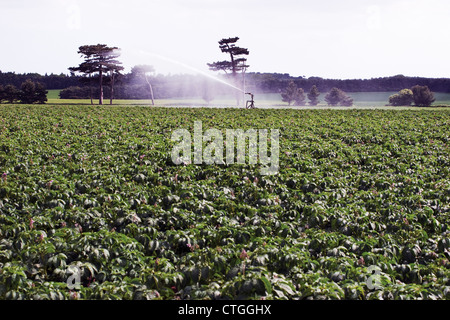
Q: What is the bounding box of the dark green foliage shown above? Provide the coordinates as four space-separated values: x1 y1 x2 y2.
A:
19 79 48 104
388 86 436 107
3 84 19 103
412 85 435 107
389 89 414 106
19 79 36 104
59 86 92 99
0 85 4 103
2 71 450 98
69 44 124 105
207 37 249 105
0 106 449 300
34 82 48 104
207 37 249 75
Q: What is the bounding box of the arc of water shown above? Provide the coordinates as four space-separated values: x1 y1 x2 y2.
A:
138 51 245 93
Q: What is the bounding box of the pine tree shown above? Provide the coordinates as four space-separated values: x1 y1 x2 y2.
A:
207 37 249 105
308 85 320 106
70 44 123 105
35 82 48 104
281 81 298 106
324 87 343 106
294 87 306 106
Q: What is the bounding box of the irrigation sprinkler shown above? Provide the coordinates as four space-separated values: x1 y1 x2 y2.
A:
245 92 256 109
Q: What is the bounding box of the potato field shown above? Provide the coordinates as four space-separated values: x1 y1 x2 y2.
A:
0 105 449 300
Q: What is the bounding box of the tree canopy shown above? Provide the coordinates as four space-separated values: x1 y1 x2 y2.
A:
324 88 353 106
281 81 306 106
388 89 414 106
207 37 249 75
411 85 435 107
308 85 320 106
69 44 123 105
207 37 249 105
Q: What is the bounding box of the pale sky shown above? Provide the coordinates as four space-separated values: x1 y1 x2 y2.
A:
1 0 450 79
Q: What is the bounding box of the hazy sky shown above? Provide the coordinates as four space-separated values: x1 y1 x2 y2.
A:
1 0 450 79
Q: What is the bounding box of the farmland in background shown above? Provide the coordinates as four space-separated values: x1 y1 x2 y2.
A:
46 90 450 107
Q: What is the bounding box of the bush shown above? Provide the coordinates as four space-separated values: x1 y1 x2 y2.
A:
59 86 92 99
388 89 414 106
411 85 435 107
0 85 4 103
4 84 19 103
19 79 48 104
324 88 353 106
341 95 354 107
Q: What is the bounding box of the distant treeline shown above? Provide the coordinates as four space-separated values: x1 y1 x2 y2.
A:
0 71 80 90
1 71 450 99
247 73 450 94
58 73 450 100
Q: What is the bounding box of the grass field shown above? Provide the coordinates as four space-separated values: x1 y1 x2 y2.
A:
0 105 449 300
46 90 450 108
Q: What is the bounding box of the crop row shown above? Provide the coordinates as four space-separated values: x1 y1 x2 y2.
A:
0 105 449 300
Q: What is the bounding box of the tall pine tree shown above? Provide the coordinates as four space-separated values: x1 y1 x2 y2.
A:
70 44 123 105
207 37 249 105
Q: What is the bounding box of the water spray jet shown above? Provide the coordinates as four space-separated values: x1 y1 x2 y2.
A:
137 51 254 107
138 51 245 93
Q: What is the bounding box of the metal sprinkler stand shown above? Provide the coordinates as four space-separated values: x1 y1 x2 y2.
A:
245 92 256 109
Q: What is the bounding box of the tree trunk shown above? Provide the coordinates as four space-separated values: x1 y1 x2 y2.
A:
110 71 114 105
99 69 103 105
89 74 93 105
145 74 155 105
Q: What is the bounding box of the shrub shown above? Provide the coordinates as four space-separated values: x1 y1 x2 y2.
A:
324 88 353 106
388 89 414 106
411 85 435 107
4 84 19 103
59 86 92 99
0 85 4 103
19 79 47 104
